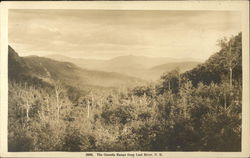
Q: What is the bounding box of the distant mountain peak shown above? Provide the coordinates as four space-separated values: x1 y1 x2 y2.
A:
8 46 145 88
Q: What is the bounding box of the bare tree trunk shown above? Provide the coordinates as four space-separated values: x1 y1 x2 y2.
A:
56 90 59 122
228 41 233 90
183 97 187 118
55 84 63 122
87 100 90 119
230 67 232 89
57 106 60 121
56 90 59 107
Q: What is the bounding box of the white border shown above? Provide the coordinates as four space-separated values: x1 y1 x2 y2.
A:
0 1 249 158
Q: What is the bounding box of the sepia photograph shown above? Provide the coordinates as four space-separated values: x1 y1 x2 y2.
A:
0 1 249 157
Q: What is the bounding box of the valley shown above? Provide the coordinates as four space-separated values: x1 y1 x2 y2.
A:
46 54 201 81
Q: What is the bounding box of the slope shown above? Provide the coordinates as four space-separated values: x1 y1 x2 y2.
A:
8 46 145 89
183 32 242 86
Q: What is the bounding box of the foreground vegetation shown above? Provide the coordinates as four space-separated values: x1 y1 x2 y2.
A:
8 33 242 151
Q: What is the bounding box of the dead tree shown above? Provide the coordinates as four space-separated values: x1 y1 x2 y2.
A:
87 99 90 119
22 87 36 124
54 82 64 122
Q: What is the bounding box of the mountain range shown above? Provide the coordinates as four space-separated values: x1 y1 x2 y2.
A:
46 54 201 80
8 46 145 90
8 31 242 91
9 45 202 90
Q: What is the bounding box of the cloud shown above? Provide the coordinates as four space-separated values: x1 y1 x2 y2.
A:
9 10 241 60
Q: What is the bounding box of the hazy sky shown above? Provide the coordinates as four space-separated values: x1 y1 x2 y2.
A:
9 10 241 60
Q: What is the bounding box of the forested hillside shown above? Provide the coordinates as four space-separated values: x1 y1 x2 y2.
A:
183 33 242 87
8 33 242 151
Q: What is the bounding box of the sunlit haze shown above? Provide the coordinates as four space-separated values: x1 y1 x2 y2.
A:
9 10 241 61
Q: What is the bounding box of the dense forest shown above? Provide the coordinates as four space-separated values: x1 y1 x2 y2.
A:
8 33 242 151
